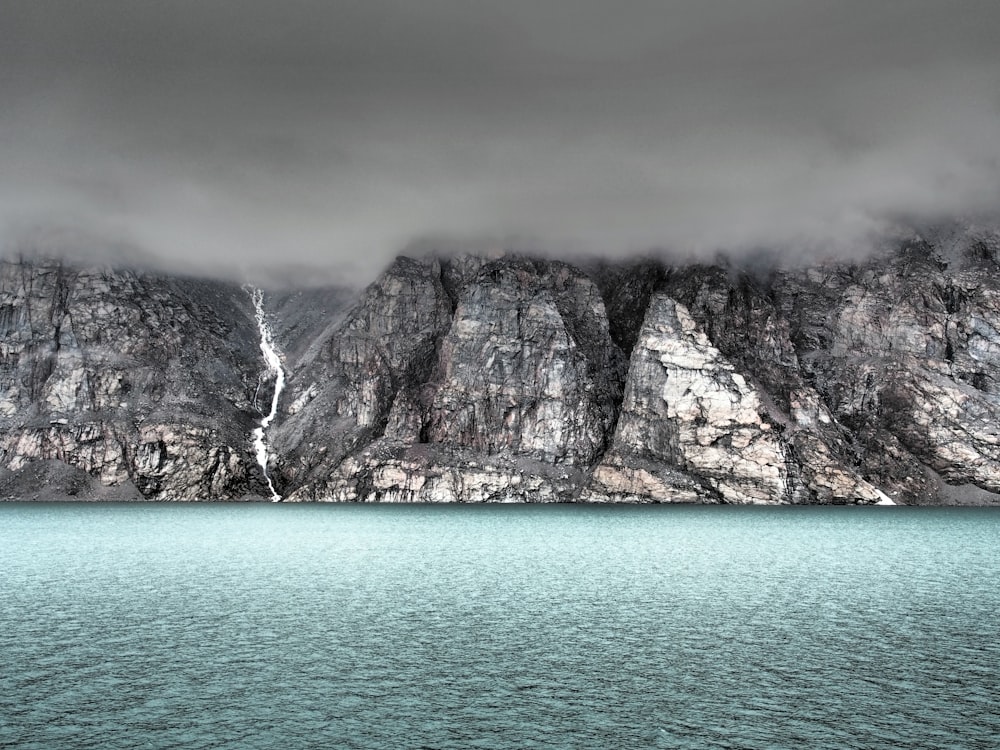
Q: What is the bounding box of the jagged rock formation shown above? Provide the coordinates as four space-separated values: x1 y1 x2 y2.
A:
4 224 1000 503
0 259 268 499
268 256 455 499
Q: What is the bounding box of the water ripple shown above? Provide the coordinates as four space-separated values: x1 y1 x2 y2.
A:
1 504 999 749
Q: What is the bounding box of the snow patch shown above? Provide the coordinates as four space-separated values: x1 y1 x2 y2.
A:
874 490 896 505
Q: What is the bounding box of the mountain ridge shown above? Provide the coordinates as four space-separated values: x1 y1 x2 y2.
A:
4 226 1000 504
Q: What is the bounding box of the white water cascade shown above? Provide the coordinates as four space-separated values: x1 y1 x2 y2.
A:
248 287 285 502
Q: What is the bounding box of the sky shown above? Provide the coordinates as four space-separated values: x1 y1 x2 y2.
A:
2 0 1000 284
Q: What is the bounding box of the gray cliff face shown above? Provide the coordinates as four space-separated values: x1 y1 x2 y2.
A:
589 292 796 504
425 259 622 465
771 232 1000 502
292 257 625 503
4 226 1000 503
0 259 269 500
268 256 454 500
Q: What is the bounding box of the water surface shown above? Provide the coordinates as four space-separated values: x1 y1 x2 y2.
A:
1 504 998 749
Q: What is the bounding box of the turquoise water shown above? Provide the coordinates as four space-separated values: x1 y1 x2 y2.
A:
1 504 999 749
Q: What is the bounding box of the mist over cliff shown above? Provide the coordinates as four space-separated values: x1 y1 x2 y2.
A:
4 224 1000 505
3 1 1000 284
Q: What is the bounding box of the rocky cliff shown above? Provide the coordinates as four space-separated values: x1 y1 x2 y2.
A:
4 225 1000 503
0 259 268 500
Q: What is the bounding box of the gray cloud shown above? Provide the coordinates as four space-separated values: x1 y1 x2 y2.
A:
2 0 1000 284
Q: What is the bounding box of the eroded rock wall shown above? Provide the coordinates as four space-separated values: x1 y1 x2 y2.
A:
270 231 1000 504
0 259 268 499
6 225 1000 504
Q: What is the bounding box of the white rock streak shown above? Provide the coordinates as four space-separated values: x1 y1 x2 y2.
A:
249 287 285 501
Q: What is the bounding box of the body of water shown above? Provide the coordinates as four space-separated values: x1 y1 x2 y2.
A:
1 503 998 749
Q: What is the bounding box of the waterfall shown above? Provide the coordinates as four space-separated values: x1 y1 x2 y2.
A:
248 287 285 502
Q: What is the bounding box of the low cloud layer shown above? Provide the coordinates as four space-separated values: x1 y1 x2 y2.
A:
2 1 1000 284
